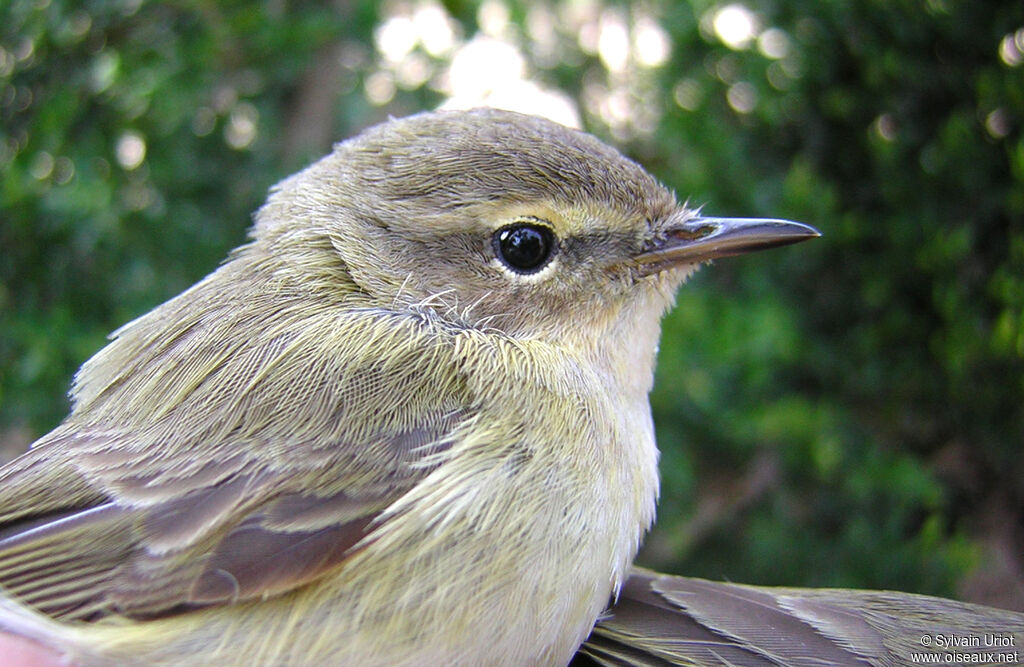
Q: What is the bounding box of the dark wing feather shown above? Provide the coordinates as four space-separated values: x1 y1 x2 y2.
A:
186 507 376 607
575 569 1024 667
574 571 787 667
0 418 459 621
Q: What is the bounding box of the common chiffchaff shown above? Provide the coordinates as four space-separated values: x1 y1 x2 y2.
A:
0 109 825 665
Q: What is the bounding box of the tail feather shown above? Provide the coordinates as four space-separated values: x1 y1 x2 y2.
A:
575 569 1024 667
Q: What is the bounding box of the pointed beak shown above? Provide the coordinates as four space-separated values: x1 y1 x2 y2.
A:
632 216 821 276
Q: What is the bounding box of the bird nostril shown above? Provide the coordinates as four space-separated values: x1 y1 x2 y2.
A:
666 224 716 242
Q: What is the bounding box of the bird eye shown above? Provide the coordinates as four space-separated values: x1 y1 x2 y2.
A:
493 222 557 274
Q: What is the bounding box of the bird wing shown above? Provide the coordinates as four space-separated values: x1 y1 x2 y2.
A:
575 569 1024 667
0 306 471 622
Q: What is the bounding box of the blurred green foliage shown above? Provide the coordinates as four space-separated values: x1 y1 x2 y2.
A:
2 0 1022 608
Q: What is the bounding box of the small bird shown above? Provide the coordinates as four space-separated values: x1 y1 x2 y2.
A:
1 108 1015 666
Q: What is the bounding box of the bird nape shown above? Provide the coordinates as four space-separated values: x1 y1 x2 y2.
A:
0 108 1019 667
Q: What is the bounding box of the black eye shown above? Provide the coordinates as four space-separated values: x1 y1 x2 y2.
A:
493 223 556 274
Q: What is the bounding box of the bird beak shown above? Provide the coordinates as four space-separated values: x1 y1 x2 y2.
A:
632 216 821 276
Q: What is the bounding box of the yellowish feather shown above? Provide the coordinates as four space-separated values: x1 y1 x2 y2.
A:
0 108 823 665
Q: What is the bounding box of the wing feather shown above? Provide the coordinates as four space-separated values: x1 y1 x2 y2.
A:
576 569 1024 667
0 303 471 622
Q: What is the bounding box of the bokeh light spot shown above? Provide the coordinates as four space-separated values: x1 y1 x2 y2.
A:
758 28 789 59
365 70 396 106
116 131 146 170
597 10 630 74
29 151 54 180
986 108 1010 139
375 16 417 63
225 103 258 150
726 81 756 113
634 16 671 68
713 4 759 50
998 29 1024 67
873 113 897 142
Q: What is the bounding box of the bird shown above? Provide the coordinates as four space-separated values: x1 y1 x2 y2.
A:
0 107 1017 666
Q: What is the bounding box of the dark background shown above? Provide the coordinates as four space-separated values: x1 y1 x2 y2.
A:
2 1 1022 610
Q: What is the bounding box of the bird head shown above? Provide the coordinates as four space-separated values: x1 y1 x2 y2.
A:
247 109 818 343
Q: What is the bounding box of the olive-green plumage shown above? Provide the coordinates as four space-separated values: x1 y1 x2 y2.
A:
0 109 689 665
2 108 1014 667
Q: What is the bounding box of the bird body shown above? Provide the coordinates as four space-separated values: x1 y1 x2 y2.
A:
0 287 658 664
0 109 725 665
